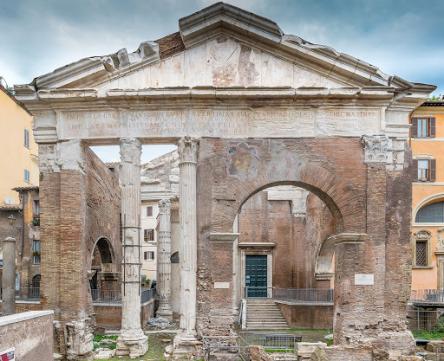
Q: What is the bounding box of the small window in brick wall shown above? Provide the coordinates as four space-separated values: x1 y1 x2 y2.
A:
144 229 154 242
146 206 153 217
411 117 436 138
416 240 428 267
414 159 436 182
144 251 155 261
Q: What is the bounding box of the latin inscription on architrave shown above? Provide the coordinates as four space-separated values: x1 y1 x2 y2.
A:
58 107 381 140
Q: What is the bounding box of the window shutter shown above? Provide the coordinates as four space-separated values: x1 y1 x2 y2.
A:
430 159 436 182
411 118 418 138
413 159 418 181
430 117 436 138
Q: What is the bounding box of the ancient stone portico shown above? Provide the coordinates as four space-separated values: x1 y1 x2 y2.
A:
15 2 435 360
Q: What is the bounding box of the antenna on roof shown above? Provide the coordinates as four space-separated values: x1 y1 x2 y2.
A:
0 76 8 89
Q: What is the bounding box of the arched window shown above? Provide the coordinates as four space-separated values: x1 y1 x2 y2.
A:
416 201 444 223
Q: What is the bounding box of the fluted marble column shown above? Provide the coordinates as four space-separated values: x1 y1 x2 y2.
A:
178 137 199 338
157 199 173 320
116 138 148 357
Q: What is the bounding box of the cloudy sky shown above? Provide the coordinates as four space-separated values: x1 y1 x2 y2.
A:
1 0 442 162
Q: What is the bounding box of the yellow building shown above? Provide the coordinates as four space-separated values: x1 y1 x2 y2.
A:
411 99 444 292
0 84 38 205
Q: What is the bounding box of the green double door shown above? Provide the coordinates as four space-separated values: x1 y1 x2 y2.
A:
245 255 268 298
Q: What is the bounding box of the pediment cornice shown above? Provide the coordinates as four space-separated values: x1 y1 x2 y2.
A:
15 2 435 102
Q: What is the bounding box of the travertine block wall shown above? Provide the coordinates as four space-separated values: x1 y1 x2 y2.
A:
0 311 54 361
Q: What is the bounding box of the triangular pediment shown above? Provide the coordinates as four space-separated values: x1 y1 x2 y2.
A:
15 2 435 97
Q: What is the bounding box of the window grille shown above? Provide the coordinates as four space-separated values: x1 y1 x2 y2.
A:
416 240 428 267
32 240 41 265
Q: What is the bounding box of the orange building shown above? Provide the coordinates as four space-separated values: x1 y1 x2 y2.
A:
411 99 444 292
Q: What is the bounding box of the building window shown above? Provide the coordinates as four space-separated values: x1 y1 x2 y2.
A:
412 117 436 138
415 240 428 267
24 169 30 183
32 240 41 265
415 159 436 182
416 201 444 223
144 229 155 242
144 251 155 261
33 200 40 216
146 206 153 217
24 129 30 149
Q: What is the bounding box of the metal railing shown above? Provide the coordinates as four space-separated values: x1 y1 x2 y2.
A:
273 288 334 303
238 332 301 354
244 287 334 303
91 288 155 304
141 288 155 304
91 289 121 303
410 289 444 304
0 287 40 300
407 307 443 331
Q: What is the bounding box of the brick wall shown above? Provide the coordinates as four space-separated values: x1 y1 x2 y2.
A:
277 303 333 329
239 190 334 289
38 144 121 354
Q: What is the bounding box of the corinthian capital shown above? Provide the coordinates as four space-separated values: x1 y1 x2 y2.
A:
159 199 171 215
178 137 199 164
361 135 392 164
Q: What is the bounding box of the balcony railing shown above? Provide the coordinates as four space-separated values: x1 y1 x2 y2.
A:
410 289 444 304
0 287 40 300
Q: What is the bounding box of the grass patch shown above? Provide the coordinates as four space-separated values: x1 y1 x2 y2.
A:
264 347 294 353
96 333 172 361
93 334 118 351
413 330 444 340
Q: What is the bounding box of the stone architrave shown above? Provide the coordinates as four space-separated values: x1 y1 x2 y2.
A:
116 138 148 357
177 137 199 339
1 237 16 315
157 198 173 320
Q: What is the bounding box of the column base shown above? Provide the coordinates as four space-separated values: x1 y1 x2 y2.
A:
116 329 148 358
157 306 173 321
65 318 94 361
171 333 202 360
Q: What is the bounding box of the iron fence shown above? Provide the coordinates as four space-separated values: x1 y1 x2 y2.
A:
237 332 301 360
91 288 155 304
0 287 40 300
273 288 334 303
407 307 444 331
141 288 155 304
91 289 121 303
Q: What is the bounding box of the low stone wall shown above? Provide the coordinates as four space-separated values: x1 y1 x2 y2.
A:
0 310 54 361
93 299 155 330
276 302 333 329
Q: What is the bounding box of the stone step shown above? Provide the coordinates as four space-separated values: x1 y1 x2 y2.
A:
246 299 289 330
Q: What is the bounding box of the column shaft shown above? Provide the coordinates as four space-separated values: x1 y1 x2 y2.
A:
178 137 198 337
2 237 16 315
117 138 147 357
157 199 173 319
